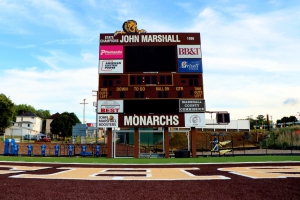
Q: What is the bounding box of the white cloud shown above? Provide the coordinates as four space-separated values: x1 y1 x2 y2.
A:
198 7 221 21
267 0 282 6
0 1 32 34
44 38 95 45
204 70 300 121
29 0 88 36
1 0 300 124
16 44 36 49
283 98 299 105
81 51 97 64
190 5 300 76
0 0 91 37
175 2 194 12
2 67 98 122
35 49 97 70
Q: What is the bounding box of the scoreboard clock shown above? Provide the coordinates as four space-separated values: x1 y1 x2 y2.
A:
98 32 205 115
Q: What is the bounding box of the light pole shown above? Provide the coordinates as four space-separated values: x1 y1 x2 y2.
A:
92 90 98 144
80 99 88 124
246 115 253 131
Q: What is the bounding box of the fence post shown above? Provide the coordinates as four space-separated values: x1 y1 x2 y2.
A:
291 131 293 154
265 137 268 155
243 134 245 154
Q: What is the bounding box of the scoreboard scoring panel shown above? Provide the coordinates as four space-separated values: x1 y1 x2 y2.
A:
98 73 204 99
98 86 203 99
98 74 203 87
98 32 205 115
98 87 203 99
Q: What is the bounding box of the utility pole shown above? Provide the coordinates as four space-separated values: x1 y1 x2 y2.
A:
266 114 270 131
80 99 88 124
246 115 253 119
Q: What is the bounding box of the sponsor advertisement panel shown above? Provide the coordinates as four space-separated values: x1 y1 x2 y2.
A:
99 60 123 73
99 45 123 59
178 58 202 73
98 100 123 113
179 100 205 112
177 45 201 58
97 114 118 127
184 113 205 127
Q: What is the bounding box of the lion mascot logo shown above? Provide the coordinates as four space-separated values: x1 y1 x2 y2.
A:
109 115 114 121
114 20 146 36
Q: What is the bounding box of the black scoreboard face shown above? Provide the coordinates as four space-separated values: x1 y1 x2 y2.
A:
124 46 177 72
98 32 205 114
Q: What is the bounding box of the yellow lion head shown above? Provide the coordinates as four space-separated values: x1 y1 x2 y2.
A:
123 20 138 33
114 20 146 36
109 115 114 121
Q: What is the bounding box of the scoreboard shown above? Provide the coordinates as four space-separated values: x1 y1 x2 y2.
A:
98 31 206 127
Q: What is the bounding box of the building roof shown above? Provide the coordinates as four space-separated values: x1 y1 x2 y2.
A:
47 112 60 119
18 111 37 117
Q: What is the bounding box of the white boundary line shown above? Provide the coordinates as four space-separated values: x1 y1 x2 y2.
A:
0 160 300 165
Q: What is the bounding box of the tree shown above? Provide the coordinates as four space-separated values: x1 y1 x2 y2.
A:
277 116 298 124
287 116 297 122
14 104 36 121
50 112 81 139
36 109 51 119
256 115 265 123
36 109 51 133
248 117 256 130
0 94 15 132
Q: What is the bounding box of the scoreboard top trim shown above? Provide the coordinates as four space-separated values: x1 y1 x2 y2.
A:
99 33 201 45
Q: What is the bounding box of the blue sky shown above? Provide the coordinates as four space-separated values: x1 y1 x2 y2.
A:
1 0 299 123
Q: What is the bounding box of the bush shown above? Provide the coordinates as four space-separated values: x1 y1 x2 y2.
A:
169 133 187 151
281 141 289 150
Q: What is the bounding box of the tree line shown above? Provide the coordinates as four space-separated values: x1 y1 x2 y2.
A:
0 93 81 138
248 114 298 130
0 93 51 132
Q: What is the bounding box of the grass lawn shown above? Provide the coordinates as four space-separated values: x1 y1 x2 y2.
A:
0 155 300 164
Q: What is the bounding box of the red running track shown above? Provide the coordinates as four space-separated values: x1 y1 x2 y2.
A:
0 162 299 200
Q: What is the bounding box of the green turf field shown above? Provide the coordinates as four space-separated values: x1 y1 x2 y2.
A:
0 155 299 164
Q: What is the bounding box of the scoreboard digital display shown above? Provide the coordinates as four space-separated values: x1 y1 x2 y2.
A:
98 32 205 115
124 46 176 72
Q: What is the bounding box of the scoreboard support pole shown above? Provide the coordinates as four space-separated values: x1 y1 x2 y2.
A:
191 127 197 158
164 127 170 158
107 128 112 158
134 127 139 158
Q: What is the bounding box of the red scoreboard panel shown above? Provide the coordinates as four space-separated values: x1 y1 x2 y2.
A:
99 32 204 114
